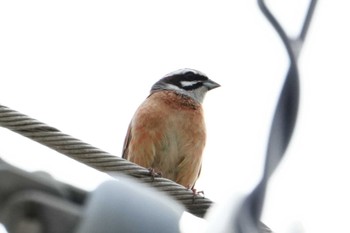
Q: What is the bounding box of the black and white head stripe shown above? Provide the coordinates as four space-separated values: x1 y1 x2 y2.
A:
151 68 220 103
152 68 209 91
163 68 207 79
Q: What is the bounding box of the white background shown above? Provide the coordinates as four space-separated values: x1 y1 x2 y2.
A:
1 1 350 232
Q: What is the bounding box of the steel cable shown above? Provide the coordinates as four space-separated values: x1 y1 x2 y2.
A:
0 104 212 217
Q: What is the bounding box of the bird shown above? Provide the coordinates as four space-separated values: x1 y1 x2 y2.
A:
122 68 220 189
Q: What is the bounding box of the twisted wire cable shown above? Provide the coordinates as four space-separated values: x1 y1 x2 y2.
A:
0 104 212 217
234 1 318 232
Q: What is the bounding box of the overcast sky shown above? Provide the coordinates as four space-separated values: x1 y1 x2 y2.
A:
1 1 350 232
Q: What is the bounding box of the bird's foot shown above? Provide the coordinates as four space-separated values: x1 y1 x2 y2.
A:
148 168 162 181
187 186 205 203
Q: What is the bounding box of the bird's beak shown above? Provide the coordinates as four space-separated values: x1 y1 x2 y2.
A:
204 79 221 90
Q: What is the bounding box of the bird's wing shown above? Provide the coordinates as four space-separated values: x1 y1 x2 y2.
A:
192 164 202 189
122 123 132 159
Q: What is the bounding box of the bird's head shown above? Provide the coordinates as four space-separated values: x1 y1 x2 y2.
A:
151 68 220 103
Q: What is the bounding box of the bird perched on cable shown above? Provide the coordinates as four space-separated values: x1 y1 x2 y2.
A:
122 68 220 189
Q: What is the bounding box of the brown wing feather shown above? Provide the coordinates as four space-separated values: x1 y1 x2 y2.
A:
122 123 132 159
192 164 202 189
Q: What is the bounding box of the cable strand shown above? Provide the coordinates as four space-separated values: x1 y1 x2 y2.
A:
0 104 212 217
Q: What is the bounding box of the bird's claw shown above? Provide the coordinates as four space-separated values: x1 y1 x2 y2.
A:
187 187 205 203
148 168 162 181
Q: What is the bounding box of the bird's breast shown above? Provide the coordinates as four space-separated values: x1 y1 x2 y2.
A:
139 91 206 182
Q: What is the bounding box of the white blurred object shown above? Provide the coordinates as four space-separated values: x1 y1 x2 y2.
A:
0 224 8 233
180 212 207 233
204 193 246 233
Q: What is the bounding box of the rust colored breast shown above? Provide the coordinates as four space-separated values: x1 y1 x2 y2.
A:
124 91 206 188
